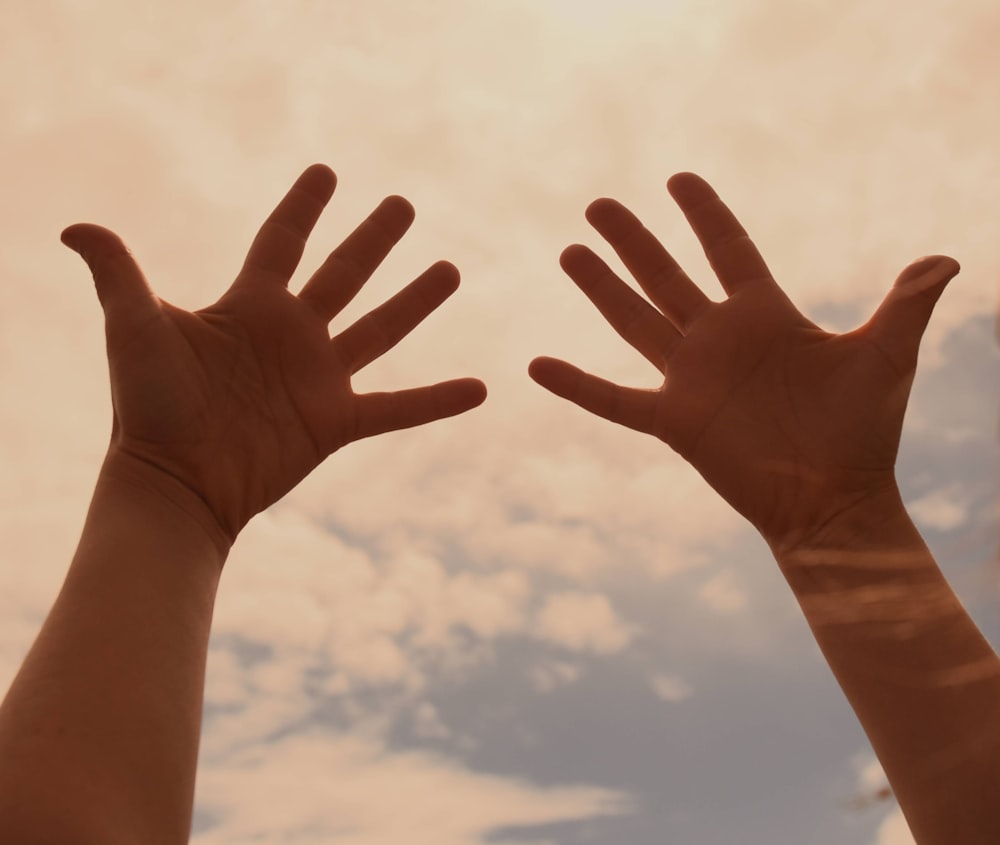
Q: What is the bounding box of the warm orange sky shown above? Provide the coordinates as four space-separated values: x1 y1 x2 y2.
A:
2 2 999 843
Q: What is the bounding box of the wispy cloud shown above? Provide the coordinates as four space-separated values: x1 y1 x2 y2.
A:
2 0 997 842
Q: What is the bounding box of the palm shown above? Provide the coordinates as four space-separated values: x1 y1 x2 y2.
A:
530 173 958 550
65 165 486 542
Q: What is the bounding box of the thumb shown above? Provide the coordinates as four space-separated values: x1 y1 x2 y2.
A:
863 254 960 372
61 223 159 323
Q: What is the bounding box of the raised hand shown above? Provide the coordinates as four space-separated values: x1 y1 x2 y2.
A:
62 164 487 546
530 173 959 554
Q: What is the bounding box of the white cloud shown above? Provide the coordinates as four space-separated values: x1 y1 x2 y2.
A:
649 673 694 703
849 755 912 845
534 592 634 654
412 702 451 740
855 755 888 793
326 632 418 691
193 728 632 845
200 691 315 764
696 570 749 614
907 484 971 532
3 2 997 844
211 510 536 701
872 808 916 845
530 660 583 693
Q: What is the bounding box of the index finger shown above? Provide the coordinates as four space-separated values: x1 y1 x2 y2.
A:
584 198 712 333
666 173 774 296
238 163 338 285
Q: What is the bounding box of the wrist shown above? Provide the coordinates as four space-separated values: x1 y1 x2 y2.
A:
766 480 910 560
766 483 951 629
99 447 234 565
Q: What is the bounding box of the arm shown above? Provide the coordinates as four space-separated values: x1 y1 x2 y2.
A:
774 487 1000 845
0 452 228 845
530 173 1000 843
0 164 486 845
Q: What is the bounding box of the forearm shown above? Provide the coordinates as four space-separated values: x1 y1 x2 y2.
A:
0 449 229 845
771 486 1000 844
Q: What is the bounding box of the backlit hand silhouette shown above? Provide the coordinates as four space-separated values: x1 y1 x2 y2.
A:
530 173 958 553
62 164 487 545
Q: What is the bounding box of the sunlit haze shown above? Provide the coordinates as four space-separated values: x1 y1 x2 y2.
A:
2 2 998 843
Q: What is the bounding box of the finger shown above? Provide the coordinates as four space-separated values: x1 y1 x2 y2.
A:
299 195 415 322
863 255 960 376
238 163 337 285
666 173 774 296
332 261 461 374
61 224 160 327
584 198 712 332
352 378 487 440
528 356 658 435
559 244 677 370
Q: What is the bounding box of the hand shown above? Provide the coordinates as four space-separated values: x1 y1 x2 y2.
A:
63 164 487 546
529 173 959 553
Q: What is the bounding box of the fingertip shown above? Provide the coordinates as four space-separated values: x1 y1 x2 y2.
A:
559 243 591 271
584 197 628 226
59 223 129 264
924 254 961 277
302 163 337 195
666 171 714 201
415 261 460 307
60 225 83 253
527 356 547 380
528 357 582 403
899 255 961 288
431 259 461 288
584 196 613 216
667 171 699 185
467 378 488 406
382 194 416 223
528 356 564 383
443 378 488 416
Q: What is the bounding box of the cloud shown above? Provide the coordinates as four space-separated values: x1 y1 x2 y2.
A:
4 2 998 844
649 673 694 703
907 483 971 532
411 702 452 740
212 509 534 700
696 570 749 614
193 728 632 845
872 809 916 845
530 660 583 693
534 592 634 654
851 755 913 845
855 755 889 793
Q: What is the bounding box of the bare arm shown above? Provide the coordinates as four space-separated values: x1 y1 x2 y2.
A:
773 487 1000 844
0 164 486 845
530 173 1000 843
0 452 227 845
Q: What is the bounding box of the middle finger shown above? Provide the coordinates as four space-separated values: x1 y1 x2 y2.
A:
585 198 713 333
331 260 461 375
299 195 415 322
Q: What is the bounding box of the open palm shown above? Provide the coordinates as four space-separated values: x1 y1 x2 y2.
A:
63 164 486 544
530 173 958 552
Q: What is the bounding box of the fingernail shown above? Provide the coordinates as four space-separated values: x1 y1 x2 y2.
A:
905 256 959 292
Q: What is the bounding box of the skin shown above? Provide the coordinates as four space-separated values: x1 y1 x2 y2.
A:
63 162 487 548
529 174 1000 843
0 164 486 845
1 165 997 844
529 172 961 556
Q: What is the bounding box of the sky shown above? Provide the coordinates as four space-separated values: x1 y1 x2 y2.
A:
1 0 999 843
